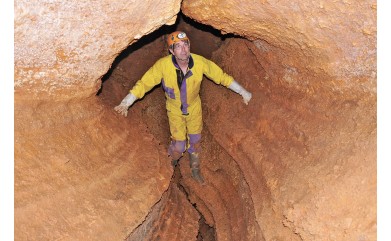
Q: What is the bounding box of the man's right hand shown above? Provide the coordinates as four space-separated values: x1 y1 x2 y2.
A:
114 93 137 117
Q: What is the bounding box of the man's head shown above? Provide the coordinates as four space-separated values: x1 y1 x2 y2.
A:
167 31 191 61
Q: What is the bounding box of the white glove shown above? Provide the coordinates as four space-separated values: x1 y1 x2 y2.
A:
228 80 252 105
241 90 252 105
114 93 137 117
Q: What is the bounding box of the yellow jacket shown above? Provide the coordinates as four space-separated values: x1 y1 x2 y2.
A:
130 53 234 115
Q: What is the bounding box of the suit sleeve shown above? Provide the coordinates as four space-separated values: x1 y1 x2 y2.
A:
202 57 234 87
129 59 163 99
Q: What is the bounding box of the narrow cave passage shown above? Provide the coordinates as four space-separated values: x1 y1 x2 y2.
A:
98 13 264 241
14 0 377 240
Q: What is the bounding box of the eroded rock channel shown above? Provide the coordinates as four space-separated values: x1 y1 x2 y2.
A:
100 16 263 240
15 1 376 240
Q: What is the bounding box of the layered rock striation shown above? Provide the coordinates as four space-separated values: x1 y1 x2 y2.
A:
14 0 376 240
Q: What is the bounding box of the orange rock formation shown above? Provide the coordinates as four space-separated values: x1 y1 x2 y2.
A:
14 0 376 240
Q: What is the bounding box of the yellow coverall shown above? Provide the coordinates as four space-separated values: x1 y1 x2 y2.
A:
129 53 234 160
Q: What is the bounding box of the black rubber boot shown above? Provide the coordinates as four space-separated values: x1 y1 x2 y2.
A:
189 153 205 184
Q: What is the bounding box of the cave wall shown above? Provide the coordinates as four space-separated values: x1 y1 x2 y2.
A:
182 0 377 97
14 0 376 240
14 0 181 240
14 0 181 100
202 38 376 240
181 0 376 240
14 97 175 240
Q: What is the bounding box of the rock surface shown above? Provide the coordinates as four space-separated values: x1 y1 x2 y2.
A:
14 0 181 100
182 0 377 96
14 0 376 240
202 38 376 240
14 97 173 240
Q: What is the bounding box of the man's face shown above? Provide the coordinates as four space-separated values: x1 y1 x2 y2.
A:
170 40 190 61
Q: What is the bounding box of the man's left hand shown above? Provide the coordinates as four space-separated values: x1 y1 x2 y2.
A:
241 90 252 105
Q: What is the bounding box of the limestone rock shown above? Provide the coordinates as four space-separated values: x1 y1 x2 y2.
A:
182 0 376 95
14 0 377 240
14 0 181 100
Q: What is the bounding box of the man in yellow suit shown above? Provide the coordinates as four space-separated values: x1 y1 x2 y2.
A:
114 31 252 184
